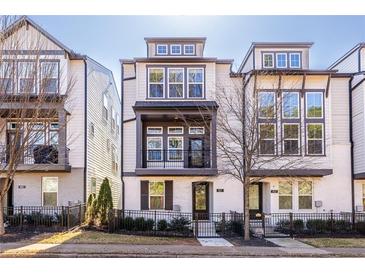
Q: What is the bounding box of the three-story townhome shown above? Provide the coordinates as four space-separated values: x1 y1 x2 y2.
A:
0 17 122 208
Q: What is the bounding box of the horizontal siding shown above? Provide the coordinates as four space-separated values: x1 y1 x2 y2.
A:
333 49 359 73
352 84 365 174
123 121 136 172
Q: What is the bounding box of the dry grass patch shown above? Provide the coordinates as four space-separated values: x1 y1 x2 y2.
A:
300 238 365 248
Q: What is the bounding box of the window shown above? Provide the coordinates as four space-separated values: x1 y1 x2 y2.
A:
298 181 313 209
90 122 95 137
168 127 183 134
259 123 276 155
18 61 36 93
111 107 116 131
40 61 59 93
168 68 184 98
263 53 274 68
306 92 323 118
363 184 365 209
170 44 181 55
91 177 96 194
279 181 292 210
188 68 204 98
276 53 287 68
147 127 163 135
283 124 300 155
111 145 118 173
184 44 195 55
103 94 108 120
116 113 120 134
42 177 58 206
289 53 301 68
0 61 13 94
307 124 324 155
189 127 205 135
156 44 167 55
149 181 164 209
168 137 183 161
148 68 164 98
282 92 299 119
147 137 163 161
30 123 45 145
49 122 59 145
258 91 276 118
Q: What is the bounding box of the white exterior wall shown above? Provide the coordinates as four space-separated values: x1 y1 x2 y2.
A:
352 84 365 174
332 49 359 73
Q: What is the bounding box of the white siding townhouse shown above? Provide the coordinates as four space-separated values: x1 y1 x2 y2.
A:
0 16 122 208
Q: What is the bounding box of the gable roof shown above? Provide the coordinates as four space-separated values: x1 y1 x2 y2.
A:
328 42 365 70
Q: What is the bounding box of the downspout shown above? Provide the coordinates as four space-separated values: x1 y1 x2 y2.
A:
349 77 355 223
83 58 88 203
120 61 125 210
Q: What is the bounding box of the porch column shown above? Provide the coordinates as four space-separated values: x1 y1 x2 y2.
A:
58 108 67 165
136 112 142 168
211 111 217 169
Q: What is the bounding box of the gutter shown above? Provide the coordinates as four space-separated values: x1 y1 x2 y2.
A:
120 61 125 210
349 77 355 223
83 59 88 203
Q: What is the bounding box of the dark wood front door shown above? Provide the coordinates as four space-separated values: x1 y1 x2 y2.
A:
192 182 209 219
188 138 204 168
249 183 263 219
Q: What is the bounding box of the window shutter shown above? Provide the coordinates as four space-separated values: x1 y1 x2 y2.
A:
165 180 173 210
140 180 149 210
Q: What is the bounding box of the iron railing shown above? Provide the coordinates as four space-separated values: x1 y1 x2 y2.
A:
142 149 211 169
3 204 85 232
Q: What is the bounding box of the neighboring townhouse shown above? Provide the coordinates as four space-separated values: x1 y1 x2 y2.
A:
238 42 353 214
1 17 122 208
121 37 244 214
329 43 365 212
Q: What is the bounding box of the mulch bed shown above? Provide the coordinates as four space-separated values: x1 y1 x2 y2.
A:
226 236 279 247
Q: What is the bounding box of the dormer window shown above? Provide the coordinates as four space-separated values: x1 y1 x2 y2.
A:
276 53 287 68
184 44 195 55
289 53 301 68
170 44 181 55
263 53 274 68
156 44 168 55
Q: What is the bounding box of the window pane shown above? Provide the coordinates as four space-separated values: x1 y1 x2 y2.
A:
284 140 299 155
279 182 292 195
308 140 323 155
150 196 164 209
149 182 164 195
263 54 273 67
299 196 312 209
168 127 183 134
279 196 292 210
299 181 312 195
259 92 275 118
43 192 57 207
171 45 181 54
149 84 163 97
157 45 167 55
189 127 205 134
0 79 12 93
260 124 275 139
147 138 162 149
188 69 203 83
147 127 162 134
41 62 58 78
284 124 299 139
148 150 162 161
308 124 323 139
149 68 164 83
259 140 275 155
42 177 58 192
50 131 59 145
184 45 194 54
307 93 323 118
290 53 300 68
189 84 203 98
283 92 299 118
169 84 183 98
277 53 287 68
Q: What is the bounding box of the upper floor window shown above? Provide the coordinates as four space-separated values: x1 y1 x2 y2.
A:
189 127 205 135
156 44 168 55
258 91 276 118
282 92 299 119
307 123 324 155
147 137 163 161
263 53 274 68
168 127 183 134
40 61 59 93
49 122 59 145
289 53 301 68
168 136 183 161
170 44 181 55
147 127 163 135
18 61 36 93
306 92 323 118
188 68 204 98
111 106 116 131
276 53 287 68
168 68 184 98
0 61 14 94
103 94 108 120
148 68 164 98
283 123 300 155
184 44 195 55
259 123 276 155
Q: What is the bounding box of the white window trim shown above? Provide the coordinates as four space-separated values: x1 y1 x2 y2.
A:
41 177 58 206
167 67 184 98
258 123 276 156
189 127 205 134
276 53 288 68
156 44 168 55
147 136 163 161
148 67 165 98
170 44 182 55
258 91 276 119
306 123 324 156
147 126 163 135
167 136 184 161
187 67 204 99
262 53 274 69
305 92 324 119
40 61 59 93
184 44 195 55
103 94 108 121
298 181 313 210
289 52 301 68
168 126 184 135
282 91 300 119
282 123 300 155
17 61 36 94
148 181 165 210
278 181 293 210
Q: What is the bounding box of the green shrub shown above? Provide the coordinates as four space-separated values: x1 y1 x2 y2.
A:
306 219 329 233
96 178 113 225
157 219 168 231
121 216 134 231
85 193 97 225
333 220 352 233
134 217 147 231
293 219 304 232
231 220 244 236
145 219 155 231
168 216 191 232
355 222 365 235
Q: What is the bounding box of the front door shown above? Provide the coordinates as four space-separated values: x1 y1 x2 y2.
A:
188 138 204 168
192 182 209 220
249 183 263 219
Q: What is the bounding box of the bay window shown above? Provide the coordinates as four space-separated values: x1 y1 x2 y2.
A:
149 181 164 209
168 68 184 98
147 137 163 161
258 91 276 118
279 181 292 210
148 68 164 98
40 61 59 93
306 92 323 118
282 92 299 119
259 123 276 155
188 68 204 98
307 123 324 155
298 181 313 209
283 123 300 155
42 177 58 206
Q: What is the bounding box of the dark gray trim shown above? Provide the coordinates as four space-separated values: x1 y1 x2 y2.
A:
328 43 364 70
2 50 66 55
250 69 338 75
351 78 365 91
251 169 333 177
349 77 355 220
135 168 218 176
123 117 136 124
133 100 218 110
122 57 233 64
83 59 88 204
261 51 303 70
136 113 142 169
251 42 314 48
354 173 365 180
154 42 198 57
121 61 125 210
144 37 206 43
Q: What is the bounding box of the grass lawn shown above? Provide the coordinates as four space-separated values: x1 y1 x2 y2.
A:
300 238 365 248
29 230 199 245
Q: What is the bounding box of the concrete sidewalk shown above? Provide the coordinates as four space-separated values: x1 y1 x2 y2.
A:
1 242 365 257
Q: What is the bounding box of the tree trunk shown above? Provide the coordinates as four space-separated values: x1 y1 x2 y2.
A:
0 197 5 235
243 179 250 240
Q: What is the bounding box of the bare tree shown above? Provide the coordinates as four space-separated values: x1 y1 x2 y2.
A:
0 16 75 235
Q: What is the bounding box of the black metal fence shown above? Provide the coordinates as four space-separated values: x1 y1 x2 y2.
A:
262 212 365 238
108 209 244 238
3 204 86 232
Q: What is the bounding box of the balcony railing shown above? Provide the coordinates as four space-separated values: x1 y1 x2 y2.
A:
142 149 211 169
0 144 69 165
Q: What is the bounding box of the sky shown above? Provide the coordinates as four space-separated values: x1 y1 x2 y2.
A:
31 15 365 89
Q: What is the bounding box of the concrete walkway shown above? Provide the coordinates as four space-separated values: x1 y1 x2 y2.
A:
1 242 365 257
266 238 329 255
198 238 233 247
